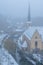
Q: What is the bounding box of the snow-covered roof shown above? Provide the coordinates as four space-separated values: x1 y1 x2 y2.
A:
18 40 27 49
16 29 23 32
0 34 7 40
0 47 18 65
19 35 23 41
0 30 4 33
21 41 28 48
0 33 7 44
24 26 43 40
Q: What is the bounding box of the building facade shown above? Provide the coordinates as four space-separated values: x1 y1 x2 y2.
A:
21 27 43 53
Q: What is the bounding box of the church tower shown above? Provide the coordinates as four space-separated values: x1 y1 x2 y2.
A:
22 2 32 31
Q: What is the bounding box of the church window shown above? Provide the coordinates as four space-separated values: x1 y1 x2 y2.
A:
35 41 38 48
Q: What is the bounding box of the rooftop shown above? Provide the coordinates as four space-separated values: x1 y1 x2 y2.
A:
24 26 43 40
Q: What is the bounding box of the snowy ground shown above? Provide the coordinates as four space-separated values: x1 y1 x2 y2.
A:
0 47 18 65
32 54 43 64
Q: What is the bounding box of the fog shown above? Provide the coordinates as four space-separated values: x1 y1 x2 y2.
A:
0 0 43 18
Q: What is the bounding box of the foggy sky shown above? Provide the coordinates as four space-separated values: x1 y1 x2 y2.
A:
0 0 43 18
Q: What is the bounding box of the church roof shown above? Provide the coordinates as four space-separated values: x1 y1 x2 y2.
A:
24 26 43 40
18 40 28 49
21 41 28 48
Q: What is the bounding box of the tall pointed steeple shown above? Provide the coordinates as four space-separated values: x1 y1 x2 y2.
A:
24 2 32 30
28 2 30 21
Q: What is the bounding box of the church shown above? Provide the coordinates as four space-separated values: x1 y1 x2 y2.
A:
18 4 43 54
22 27 43 53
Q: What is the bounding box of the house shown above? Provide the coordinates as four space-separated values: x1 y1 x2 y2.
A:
21 26 43 53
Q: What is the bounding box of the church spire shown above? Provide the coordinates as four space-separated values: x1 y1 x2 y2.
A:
28 2 30 21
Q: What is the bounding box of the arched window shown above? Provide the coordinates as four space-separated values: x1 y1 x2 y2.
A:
35 41 38 48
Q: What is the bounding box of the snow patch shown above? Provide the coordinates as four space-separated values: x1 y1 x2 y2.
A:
0 47 18 65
